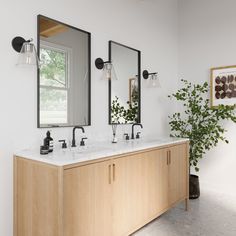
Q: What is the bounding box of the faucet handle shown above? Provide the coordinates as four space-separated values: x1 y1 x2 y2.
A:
59 140 67 149
80 137 88 146
136 132 141 139
124 133 130 140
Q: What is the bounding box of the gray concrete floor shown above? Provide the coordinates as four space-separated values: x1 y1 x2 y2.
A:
132 189 236 236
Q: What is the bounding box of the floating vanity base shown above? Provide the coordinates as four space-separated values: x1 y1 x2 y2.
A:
14 139 189 236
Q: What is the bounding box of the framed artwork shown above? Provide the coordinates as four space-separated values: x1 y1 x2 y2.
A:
129 78 138 104
211 65 236 107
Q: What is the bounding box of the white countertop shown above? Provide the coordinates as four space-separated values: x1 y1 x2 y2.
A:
14 137 189 166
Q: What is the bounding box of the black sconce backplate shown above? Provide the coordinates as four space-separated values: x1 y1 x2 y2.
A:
12 36 27 53
142 70 149 79
95 58 105 70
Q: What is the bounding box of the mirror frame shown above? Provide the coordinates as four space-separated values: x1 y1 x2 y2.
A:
108 40 141 124
37 14 91 128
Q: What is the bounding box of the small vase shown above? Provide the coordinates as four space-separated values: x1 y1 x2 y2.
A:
189 174 200 199
111 124 118 143
112 135 118 143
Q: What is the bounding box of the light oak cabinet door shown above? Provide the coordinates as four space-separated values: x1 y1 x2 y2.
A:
14 158 62 236
143 149 169 218
112 149 170 236
168 144 188 206
64 160 113 236
112 153 145 236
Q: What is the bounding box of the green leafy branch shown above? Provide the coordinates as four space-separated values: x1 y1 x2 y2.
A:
111 95 139 124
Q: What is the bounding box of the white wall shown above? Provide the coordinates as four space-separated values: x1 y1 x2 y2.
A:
179 0 236 196
0 0 179 235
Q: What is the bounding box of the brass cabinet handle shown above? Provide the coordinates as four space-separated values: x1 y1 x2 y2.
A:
167 151 169 165
109 165 111 184
113 164 116 182
167 150 171 165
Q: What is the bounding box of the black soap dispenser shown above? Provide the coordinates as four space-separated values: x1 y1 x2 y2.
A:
44 131 54 153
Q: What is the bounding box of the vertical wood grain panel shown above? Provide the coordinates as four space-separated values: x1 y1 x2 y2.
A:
14 157 61 236
64 160 112 236
168 144 187 206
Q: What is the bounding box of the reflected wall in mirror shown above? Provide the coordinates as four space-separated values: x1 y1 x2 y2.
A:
109 41 141 124
37 15 91 127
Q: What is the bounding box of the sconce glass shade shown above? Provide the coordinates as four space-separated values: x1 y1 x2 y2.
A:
95 58 118 80
149 73 161 88
101 62 118 80
143 70 160 88
16 41 40 67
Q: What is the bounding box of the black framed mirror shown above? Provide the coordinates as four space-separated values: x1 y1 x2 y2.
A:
109 41 141 124
37 15 91 128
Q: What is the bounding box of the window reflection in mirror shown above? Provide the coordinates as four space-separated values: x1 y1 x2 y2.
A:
38 15 91 127
109 41 141 124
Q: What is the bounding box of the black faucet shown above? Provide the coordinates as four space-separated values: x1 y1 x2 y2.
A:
131 123 143 139
72 126 85 147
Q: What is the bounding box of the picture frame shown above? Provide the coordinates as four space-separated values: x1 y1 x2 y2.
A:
210 65 236 107
129 78 138 104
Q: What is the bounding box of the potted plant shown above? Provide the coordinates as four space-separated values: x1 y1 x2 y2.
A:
168 79 236 199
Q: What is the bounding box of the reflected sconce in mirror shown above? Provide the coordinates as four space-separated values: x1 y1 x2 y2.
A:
142 70 160 88
12 36 40 67
95 57 117 80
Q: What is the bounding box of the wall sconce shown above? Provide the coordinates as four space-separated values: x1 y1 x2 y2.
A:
12 36 40 68
95 58 117 80
142 70 160 88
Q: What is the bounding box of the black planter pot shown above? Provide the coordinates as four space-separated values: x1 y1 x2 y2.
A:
189 174 200 199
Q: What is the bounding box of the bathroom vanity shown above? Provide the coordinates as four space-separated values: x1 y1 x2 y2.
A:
14 138 189 236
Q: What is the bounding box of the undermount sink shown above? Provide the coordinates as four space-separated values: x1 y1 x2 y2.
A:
68 145 113 155
64 137 171 156
124 137 165 145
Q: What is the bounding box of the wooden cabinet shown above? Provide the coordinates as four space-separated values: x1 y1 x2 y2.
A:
14 142 189 236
